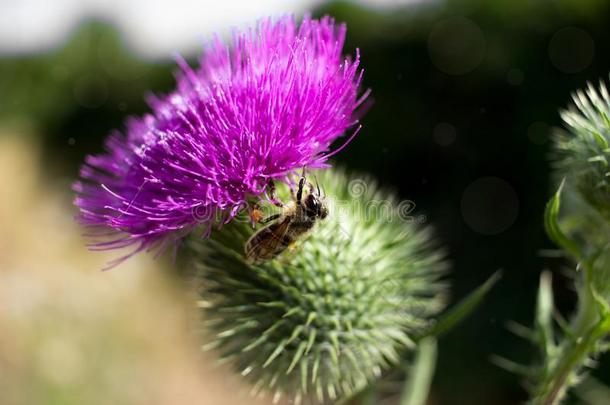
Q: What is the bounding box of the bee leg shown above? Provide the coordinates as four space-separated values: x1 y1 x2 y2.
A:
307 181 315 195
260 213 281 224
313 174 321 196
296 176 306 205
267 179 283 207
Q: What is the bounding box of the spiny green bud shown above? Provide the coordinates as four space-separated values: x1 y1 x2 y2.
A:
182 168 447 404
556 77 610 222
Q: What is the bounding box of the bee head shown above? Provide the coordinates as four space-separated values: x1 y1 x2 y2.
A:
304 193 328 219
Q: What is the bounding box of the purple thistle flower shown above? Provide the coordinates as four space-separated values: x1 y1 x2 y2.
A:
73 15 367 265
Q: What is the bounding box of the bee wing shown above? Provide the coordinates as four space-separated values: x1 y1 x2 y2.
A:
245 217 292 262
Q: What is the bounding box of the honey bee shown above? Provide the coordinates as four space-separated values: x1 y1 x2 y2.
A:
245 175 328 264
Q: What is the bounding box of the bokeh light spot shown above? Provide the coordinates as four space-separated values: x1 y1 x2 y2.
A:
527 121 550 145
433 122 457 146
461 177 519 235
428 17 486 75
548 27 595 73
507 68 524 86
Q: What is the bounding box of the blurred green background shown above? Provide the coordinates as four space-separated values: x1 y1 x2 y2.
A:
2 0 610 404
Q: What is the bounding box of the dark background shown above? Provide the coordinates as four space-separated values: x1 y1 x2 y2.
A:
2 0 609 403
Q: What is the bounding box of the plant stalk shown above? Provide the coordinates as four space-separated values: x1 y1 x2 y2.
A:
534 267 607 405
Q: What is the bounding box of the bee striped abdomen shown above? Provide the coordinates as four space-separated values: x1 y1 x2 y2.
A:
244 177 327 264
245 220 293 263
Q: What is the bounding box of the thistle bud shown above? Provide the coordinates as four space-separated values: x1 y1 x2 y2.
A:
556 78 610 222
182 168 447 403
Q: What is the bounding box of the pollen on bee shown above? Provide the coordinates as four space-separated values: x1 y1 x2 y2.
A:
250 208 265 224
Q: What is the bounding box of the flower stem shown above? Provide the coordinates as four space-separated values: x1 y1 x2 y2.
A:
533 267 608 405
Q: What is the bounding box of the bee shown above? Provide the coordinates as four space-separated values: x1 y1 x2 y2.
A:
245 175 328 264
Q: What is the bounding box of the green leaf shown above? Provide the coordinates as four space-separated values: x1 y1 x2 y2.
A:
544 180 582 261
489 355 535 377
400 337 438 405
590 284 610 321
592 130 609 150
573 376 610 404
424 271 502 338
535 271 555 355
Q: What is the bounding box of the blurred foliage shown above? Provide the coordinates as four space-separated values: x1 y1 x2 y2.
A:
2 0 610 403
0 134 269 405
0 21 175 176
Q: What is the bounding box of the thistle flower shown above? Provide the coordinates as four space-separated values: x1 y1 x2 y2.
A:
73 16 366 263
555 78 610 222
185 168 447 404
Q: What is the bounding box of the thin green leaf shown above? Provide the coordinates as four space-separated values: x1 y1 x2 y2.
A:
424 271 502 338
505 320 535 341
400 337 438 405
490 354 536 377
573 376 610 405
543 180 582 261
590 286 610 321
